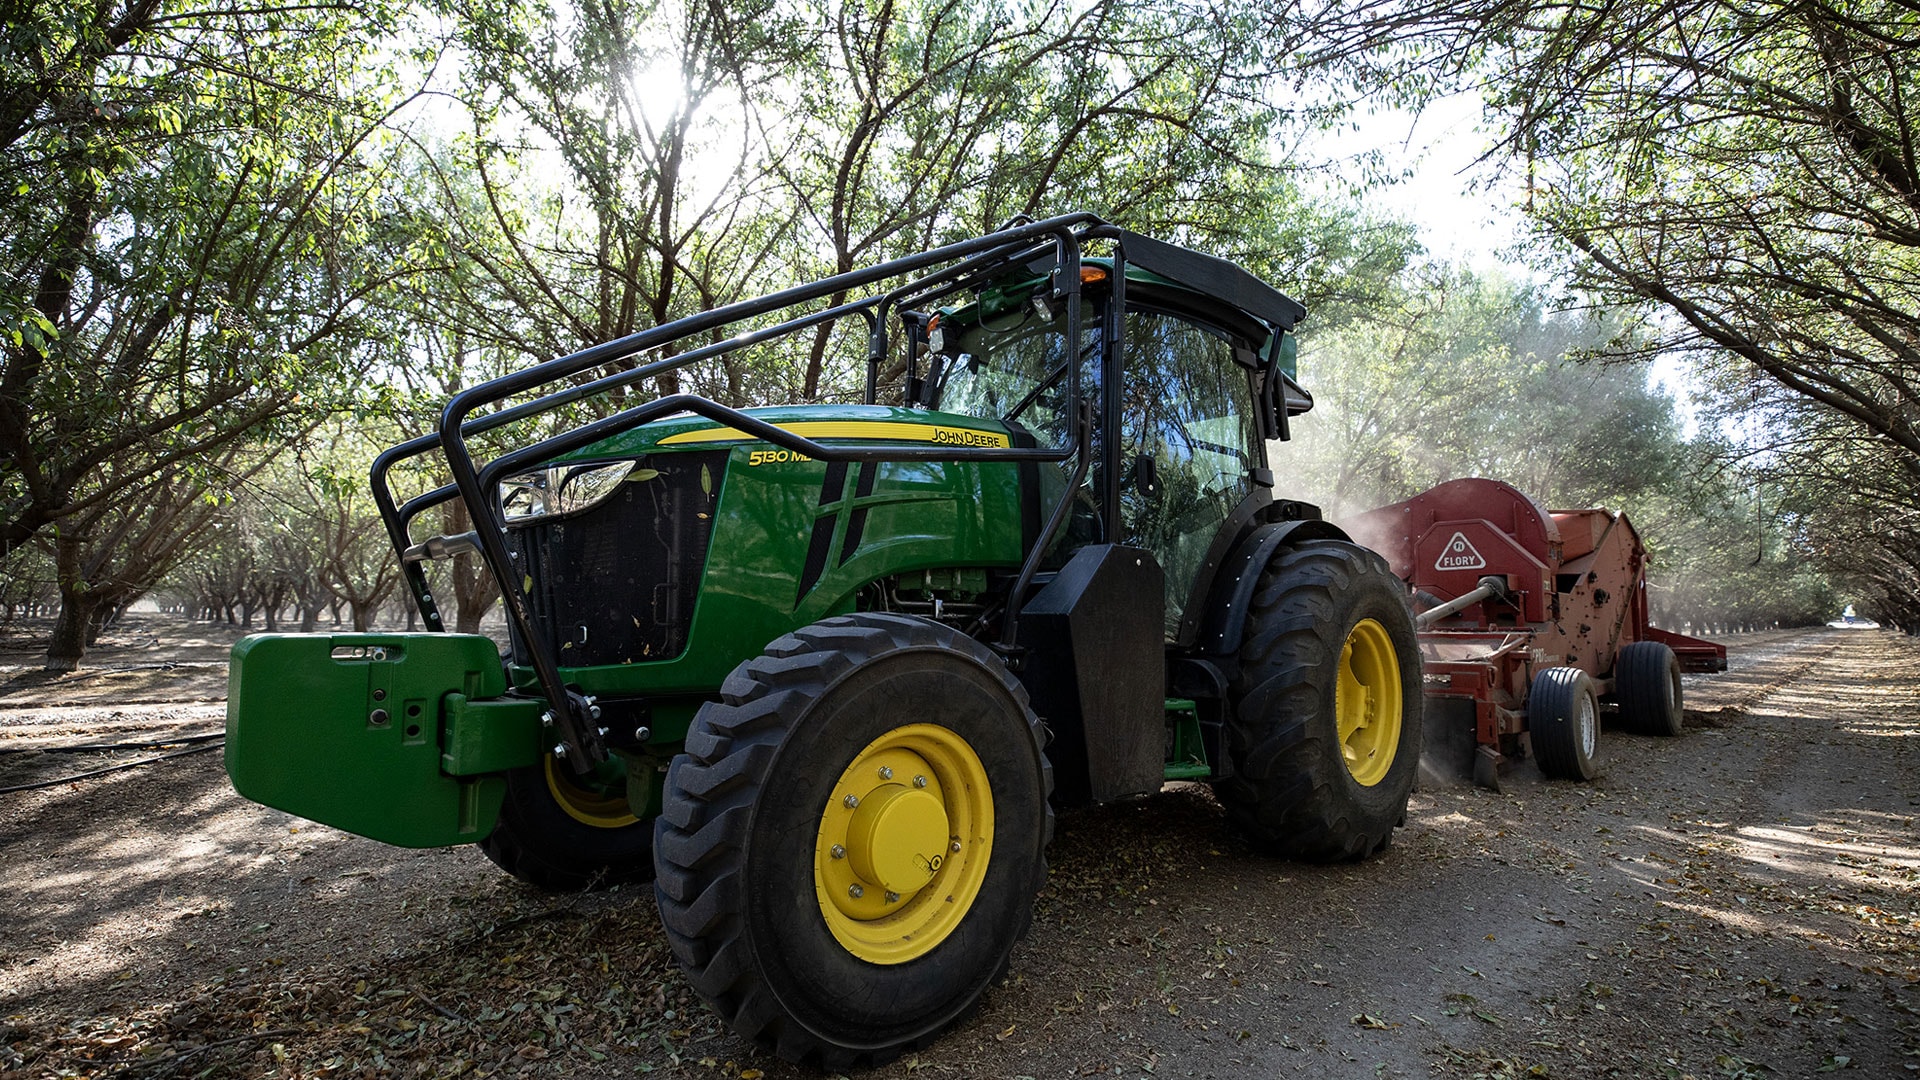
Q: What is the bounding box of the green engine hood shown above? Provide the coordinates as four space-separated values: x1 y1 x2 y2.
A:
560 404 1017 460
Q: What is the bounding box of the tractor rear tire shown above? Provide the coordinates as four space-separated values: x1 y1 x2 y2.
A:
1615 641 1684 736
1530 667 1601 780
1219 540 1423 861
479 755 655 891
653 613 1052 1068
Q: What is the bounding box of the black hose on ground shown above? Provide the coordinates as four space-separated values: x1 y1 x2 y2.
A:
0 741 223 795
0 731 225 754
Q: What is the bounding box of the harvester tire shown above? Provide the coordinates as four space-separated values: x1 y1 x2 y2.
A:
653 613 1052 1068
1530 667 1601 780
479 756 656 891
1219 539 1423 861
1615 641 1684 736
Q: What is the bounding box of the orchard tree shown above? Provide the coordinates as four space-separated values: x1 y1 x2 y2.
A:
1293 0 1920 516
0 0 441 668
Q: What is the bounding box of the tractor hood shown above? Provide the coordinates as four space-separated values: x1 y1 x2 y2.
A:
555 403 1017 461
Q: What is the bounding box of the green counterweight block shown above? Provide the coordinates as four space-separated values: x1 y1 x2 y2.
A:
225 633 545 848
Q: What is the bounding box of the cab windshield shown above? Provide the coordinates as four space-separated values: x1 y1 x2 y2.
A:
930 301 1095 444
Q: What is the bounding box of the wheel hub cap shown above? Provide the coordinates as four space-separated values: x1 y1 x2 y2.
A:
846 784 949 893
543 754 639 828
813 723 994 965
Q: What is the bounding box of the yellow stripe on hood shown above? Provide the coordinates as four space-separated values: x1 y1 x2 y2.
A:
656 420 1010 449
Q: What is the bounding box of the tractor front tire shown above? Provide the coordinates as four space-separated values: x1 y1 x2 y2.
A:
653 614 1052 1068
1530 667 1601 780
1615 641 1684 736
479 755 655 891
1219 540 1423 861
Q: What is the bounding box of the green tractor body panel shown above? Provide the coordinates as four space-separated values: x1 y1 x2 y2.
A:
224 405 1028 834
224 633 541 847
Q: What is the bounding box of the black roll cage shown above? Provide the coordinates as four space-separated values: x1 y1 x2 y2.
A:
367 212 1305 770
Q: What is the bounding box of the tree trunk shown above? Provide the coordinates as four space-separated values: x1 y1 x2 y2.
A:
84 602 112 647
44 533 98 672
444 501 499 635
44 597 97 672
454 604 488 635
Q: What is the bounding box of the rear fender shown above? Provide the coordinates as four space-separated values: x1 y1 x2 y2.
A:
1194 520 1353 657
225 633 544 847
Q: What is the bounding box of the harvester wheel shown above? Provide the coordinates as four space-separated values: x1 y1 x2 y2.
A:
1219 540 1423 861
1615 641 1684 736
1530 667 1601 780
653 613 1052 1068
478 755 655 891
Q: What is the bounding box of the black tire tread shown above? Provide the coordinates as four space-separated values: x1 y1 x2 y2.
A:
1615 641 1684 736
653 613 1053 1069
479 765 655 892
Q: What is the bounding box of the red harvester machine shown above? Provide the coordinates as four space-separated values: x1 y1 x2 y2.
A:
1346 478 1727 790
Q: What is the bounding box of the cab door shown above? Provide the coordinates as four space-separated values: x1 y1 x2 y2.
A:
1115 307 1264 640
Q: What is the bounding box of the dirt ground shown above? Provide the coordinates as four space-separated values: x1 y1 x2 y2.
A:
2 623 1915 1079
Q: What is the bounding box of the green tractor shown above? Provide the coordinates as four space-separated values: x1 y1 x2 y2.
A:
225 214 1423 1066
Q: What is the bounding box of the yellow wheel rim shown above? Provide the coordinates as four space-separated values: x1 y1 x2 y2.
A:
544 755 639 828
813 723 994 965
1335 618 1404 787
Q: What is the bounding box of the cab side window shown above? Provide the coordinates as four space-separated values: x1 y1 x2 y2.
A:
1119 311 1258 637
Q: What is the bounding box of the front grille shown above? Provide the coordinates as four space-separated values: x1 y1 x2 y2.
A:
507 450 726 667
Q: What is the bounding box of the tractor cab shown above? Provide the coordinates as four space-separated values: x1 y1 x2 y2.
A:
918 257 1316 640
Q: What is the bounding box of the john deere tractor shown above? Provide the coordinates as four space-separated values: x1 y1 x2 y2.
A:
225 213 1422 1066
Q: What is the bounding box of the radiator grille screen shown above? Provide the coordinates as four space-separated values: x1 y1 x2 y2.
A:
506 451 726 667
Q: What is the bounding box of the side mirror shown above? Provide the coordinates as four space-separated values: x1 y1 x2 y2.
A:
1257 369 1285 442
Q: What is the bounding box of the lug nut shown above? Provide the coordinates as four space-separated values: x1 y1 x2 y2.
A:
913 775 928 789
634 726 651 741
878 766 893 780
589 705 603 720
843 794 860 809
552 743 568 759
830 844 845 859
848 884 864 899
540 712 555 728
950 840 962 852
884 891 900 904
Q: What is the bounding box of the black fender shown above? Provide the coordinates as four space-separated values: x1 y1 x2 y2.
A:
1194 519 1353 657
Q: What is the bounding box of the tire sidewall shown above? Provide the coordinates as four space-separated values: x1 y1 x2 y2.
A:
1532 667 1600 780
1660 650 1684 731
741 646 1046 1048
1318 576 1425 816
